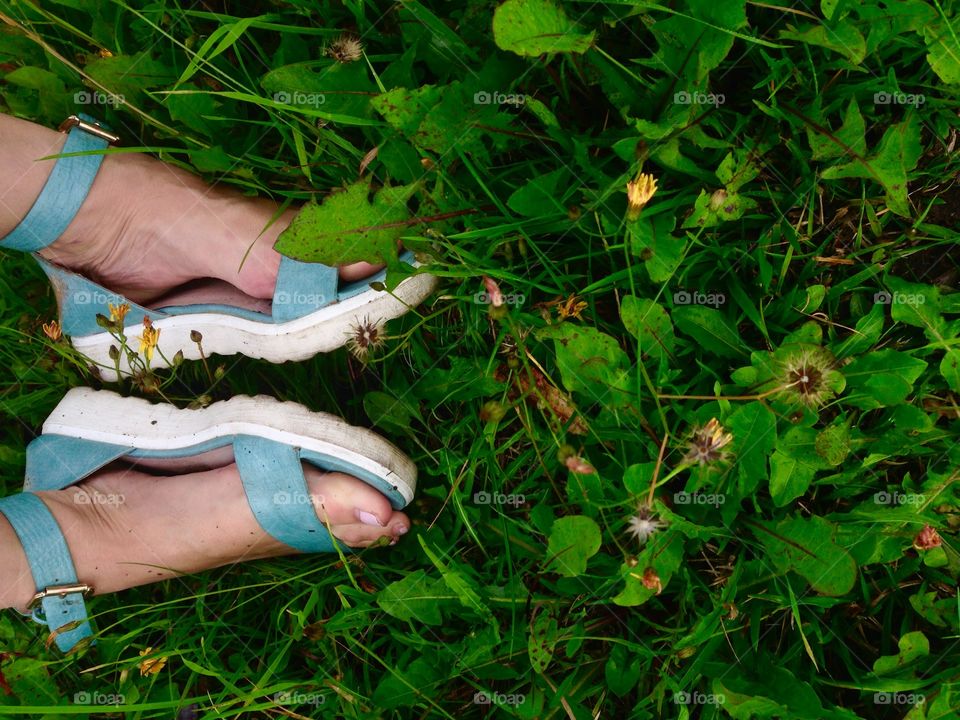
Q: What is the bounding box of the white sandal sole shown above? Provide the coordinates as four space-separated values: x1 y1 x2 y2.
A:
71 272 437 377
43 387 417 506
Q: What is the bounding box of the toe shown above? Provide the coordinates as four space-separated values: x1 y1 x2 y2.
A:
303 466 408 543
332 510 410 548
338 261 385 282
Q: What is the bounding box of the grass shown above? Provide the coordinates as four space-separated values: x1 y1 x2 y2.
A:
1 0 959 717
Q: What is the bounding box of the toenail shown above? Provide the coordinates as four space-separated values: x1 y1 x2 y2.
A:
357 510 384 527
394 524 409 535
390 537 398 546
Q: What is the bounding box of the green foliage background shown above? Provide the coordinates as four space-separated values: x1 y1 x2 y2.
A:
0 0 959 717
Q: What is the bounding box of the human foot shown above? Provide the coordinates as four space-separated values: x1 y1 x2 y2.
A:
0 114 381 306
0 462 410 615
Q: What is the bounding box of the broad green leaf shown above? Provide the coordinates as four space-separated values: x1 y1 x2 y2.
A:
493 0 596 56
507 168 569 217
757 515 857 595
807 97 866 160
648 0 748 85
803 284 827 313
623 463 655 497
629 212 686 281
3 66 68 118
261 60 376 119
538 323 635 407
399 1 481 63
605 644 643 697
364 390 421 435
886 276 945 339
165 88 219 136
844 349 927 409
924 17 960 84
777 426 830 470
814 424 850 466
410 357 504 402
372 85 440 136
909 591 954 627
727 402 777 495
188 146 249 175
377 570 451 624
545 515 601 577
717 148 761 192
682 188 757 228
833 303 884 358
565 460 603 513
528 610 559 673
420 538 499 638
838 523 908 566
873 632 930 675
769 451 817 506
372 82 504 158
275 180 414 264
782 320 823 346
649 137 716 182
613 529 684 606
620 296 675 366
940 350 960 393
672 305 748 358
84 51 175 101
780 21 866 64
4 66 64 94
821 116 922 217
372 657 437 709
713 665 850 720
0 656 59 704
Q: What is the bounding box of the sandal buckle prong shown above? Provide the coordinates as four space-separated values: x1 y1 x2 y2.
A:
27 583 94 611
58 115 120 145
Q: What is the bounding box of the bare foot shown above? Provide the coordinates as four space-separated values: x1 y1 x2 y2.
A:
0 462 409 613
0 115 381 306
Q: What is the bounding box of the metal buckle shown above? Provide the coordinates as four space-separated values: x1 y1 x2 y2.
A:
58 115 120 145
27 583 94 611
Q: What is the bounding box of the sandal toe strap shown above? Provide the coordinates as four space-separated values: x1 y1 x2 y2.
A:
271 256 339 322
234 435 341 553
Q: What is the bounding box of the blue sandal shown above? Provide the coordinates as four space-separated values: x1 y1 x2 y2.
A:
0 387 416 653
1 114 436 376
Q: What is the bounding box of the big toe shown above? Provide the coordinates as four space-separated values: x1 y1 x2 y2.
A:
304 467 410 548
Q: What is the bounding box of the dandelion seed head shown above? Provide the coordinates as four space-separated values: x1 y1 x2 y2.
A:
325 35 363 63
780 348 837 407
346 316 386 361
626 505 665 545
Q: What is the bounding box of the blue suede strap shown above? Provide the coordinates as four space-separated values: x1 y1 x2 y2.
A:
24 434 133 492
233 435 340 553
272 255 339 322
0 493 94 652
0 114 111 253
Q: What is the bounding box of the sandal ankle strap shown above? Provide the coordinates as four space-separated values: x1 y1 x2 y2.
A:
0 113 117 254
0 493 95 653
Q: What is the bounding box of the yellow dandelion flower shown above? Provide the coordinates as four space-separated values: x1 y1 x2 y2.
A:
626 173 658 220
684 418 734 466
138 318 161 363
109 303 130 326
556 294 588 321
138 647 167 676
42 320 62 341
